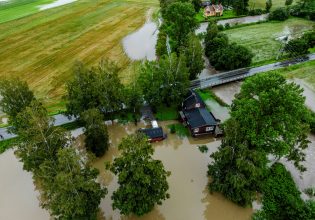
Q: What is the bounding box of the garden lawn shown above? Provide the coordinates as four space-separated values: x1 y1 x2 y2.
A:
196 9 240 23
248 0 296 10
222 18 314 65
0 0 158 112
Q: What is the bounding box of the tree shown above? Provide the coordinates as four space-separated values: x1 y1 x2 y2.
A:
156 28 168 57
284 38 310 57
269 7 289 21
107 133 170 216
285 0 293 6
81 108 109 157
233 0 249 15
208 72 310 206
0 78 35 122
138 53 190 107
205 33 229 58
192 0 202 12
14 100 69 176
66 59 124 117
123 83 143 118
211 43 253 70
163 2 199 52
265 0 272 12
253 163 315 220
182 33 204 80
40 148 107 220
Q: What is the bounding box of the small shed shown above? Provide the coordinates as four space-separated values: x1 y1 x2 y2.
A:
139 127 166 142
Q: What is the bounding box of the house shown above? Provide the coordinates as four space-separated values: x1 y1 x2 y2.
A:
180 90 221 137
138 127 166 142
204 3 223 17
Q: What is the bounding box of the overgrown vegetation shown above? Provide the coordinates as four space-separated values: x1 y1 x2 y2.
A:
198 145 208 153
196 89 229 107
168 123 190 137
0 138 18 154
156 106 179 121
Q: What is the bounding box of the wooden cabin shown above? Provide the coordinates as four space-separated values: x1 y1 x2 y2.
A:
180 90 220 137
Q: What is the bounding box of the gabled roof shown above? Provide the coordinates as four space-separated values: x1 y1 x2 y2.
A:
139 127 164 139
183 90 204 109
184 108 217 129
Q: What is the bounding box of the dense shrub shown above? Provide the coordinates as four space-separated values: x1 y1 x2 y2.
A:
269 7 289 21
224 23 230 29
302 30 315 48
205 33 229 58
253 163 315 220
217 24 224 31
156 29 168 57
248 9 264 16
211 43 253 70
309 110 315 134
284 38 310 57
285 0 293 6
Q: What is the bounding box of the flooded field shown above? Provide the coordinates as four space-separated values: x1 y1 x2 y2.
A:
38 0 77 10
122 10 158 61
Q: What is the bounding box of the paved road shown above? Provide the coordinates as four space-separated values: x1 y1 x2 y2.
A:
0 114 75 141
1 54 314 141
190 54 315 89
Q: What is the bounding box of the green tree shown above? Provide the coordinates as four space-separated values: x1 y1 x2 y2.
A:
138 53 190 107
40 148 107 220
124 83 143 117
208 72 310 206
284 38 310 57
66 59 124 117
163 2 199 52
285 0 293 6
108 133 170 216
156 28 168 57
192 0 202 12
269 7 289 21
0 78 35 122
205 33 229 58
81 108 109 157
14 100 69 176
233 0 249 15
265 0 272 12
182 33 204 80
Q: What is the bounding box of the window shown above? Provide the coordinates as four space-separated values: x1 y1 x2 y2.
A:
196 103 200 108
194 128 199 133
206 126 214 132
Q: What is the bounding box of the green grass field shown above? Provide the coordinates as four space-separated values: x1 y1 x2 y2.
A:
0 0 158 112
223 18 314 65
248 0 295 10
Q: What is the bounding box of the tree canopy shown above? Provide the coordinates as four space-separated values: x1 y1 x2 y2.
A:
81 108 109 157
108 133 170 216
66 60 124 117
208 72 310 206
0 78 35 122
138 53 190 107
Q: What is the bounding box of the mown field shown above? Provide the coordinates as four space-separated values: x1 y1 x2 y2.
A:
0 0 158 113
248 0 296 10
223 18 314 65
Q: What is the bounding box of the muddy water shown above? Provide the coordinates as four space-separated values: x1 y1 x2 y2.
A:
94 122 252 220
205 99 229 121
292 79 315 112
122 10 158 61
196 14 268 34
212 82 242 106
0 149 50 220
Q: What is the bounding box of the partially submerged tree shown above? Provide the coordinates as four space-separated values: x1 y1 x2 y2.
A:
40 148 107 220
81 108 109 157
66 59 124 117
163 2 199 52
208 72 310 206
182 33 204 80
138 53 190 107
284 37 310 57
0 78 35 123
107 133 170 216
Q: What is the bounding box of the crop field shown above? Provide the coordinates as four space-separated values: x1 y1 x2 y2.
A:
0 0 158 112
248 0 296 10
223 18 314 65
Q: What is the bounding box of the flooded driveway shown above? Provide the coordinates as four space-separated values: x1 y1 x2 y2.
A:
93 122 252 220
196 14 268 34
122 10 158 61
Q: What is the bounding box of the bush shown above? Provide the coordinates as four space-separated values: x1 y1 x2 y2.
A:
248 9 263 16
302 30 315 48
224 23 230 29
269 7 289 21
309 111 315 134
205 33 229 58
284 38 310 57
217 24 224 31
156 29 168 57
285 0 293 6
211 43 253 70
198 145 208 153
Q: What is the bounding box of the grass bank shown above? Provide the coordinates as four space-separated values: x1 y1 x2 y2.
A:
222 18 314 64
196 9 242 23
248 0 296 10
0 0 158 113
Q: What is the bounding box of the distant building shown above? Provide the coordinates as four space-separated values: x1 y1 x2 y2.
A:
180 90 221 137
204 3 224 17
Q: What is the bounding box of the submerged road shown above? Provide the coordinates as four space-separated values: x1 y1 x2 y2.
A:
190 54 315 89
0 54 315 141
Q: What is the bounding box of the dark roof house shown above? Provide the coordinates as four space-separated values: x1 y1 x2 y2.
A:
138 127 166 142
182 90 205 110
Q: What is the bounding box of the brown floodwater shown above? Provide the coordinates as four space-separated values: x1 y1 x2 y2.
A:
93 121 253 220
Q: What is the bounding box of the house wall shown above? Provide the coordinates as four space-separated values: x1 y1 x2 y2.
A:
189 125 216 136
